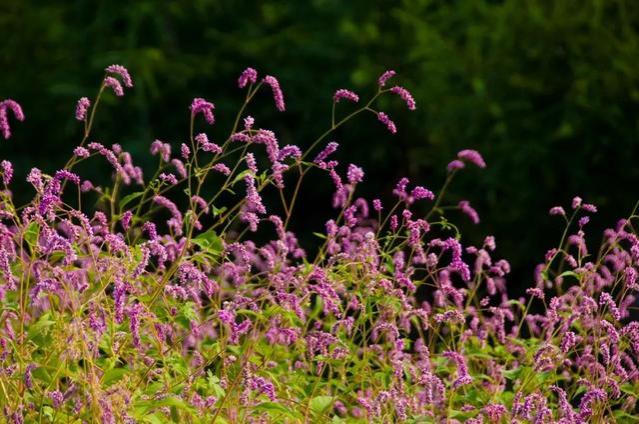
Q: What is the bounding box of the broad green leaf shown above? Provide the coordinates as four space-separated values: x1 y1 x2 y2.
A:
119 191 145 209
310 395 334 415
254 402 303 419
231 169 252 186
24 221 40 250
192 228 224 254
102 368 128 386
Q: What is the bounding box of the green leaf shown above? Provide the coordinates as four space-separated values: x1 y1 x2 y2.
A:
310 395 334 415
502 367 523 380
231 169 252 186
135 395 196 415
179 302 199 322
102 368 128 386
27 313 55 340
119 191 144 209
212 205 227 217
191 228 224 254
254 402 303 419
24 221 40 250
558 270 580 280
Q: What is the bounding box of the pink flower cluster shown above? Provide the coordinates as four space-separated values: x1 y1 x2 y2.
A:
0 65 636 423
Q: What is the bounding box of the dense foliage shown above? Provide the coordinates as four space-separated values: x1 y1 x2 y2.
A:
0 65 638 423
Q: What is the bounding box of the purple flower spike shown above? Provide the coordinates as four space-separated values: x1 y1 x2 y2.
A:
191 97 216 125
105 64 133 87
390 86 416 110
103 77 124 96
378 112 397 134
378 69 396 87
75 97 91 121
457 149 486 168
263 75 285 112
238 67 258 88
333 89 360 103
0 99 25 139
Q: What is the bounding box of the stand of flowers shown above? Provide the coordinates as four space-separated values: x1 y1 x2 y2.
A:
0 65 637 423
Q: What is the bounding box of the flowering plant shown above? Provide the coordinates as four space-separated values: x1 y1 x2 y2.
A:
0 65 637 423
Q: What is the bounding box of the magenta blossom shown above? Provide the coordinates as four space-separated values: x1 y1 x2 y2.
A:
457 149 486 168
191 97 216 124
333 89 359 103
238 67 258 88
378 112 397 134
263 75 285 112
0 99 25 139
75 97 91 121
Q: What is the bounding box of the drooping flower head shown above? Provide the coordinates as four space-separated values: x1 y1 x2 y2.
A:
447 159 465 172
457 149 486 168
333 89 359 103
103 77 124 97
0 99 25 139
191 98 216 125
238 67 258 88
390 86 416 110
75 97 91 121
1 160 13 186
459 200 480 224
105 64 133 88
263 75 285 112
378 69 397 87
378 112 397 134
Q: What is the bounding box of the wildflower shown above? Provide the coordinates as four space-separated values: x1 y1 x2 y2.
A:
150 140 171 162
117 212 132 232
191 97 215 124
457 149 486 168
442 350 472 389
378 69 396 87
578 388 606 420
333 89 359 103
180 143 190 160
447 159 465 171
390 86 416 110
103 76 124 96
549 206 566 216
154 195 183 235
314 141 339 165
0 99 25 139
263 75 285 111
346 164 364 184
75 97 91 121
238 67 258 88
582 203 597 213
1 160 13 186
526 287 545 300
572 196 582 209
600 292 621 321
377 112 397 134
560 331 577 353
73 146 90 158
411 186 435 201
105 64 133 87
212 163 231 175
24 364 36 389
459 200 480 224
172 159 187 179
48 390 64 408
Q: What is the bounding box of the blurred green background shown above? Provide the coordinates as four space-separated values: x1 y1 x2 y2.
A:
2 0 639 290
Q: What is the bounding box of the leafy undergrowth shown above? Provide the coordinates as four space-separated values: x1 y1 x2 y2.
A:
0 66 637 423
